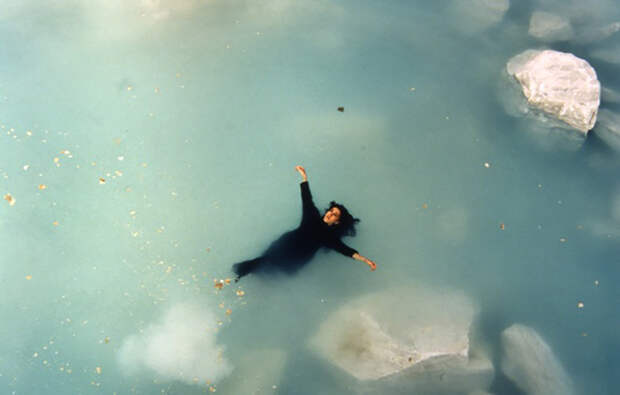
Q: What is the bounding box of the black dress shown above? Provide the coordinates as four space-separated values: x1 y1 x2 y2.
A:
232 181 357 279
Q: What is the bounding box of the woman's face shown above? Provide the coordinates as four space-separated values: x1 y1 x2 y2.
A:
323 206 341 226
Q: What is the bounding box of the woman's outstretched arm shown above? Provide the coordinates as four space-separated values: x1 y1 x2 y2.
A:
352 253 377 271
329 240 377 272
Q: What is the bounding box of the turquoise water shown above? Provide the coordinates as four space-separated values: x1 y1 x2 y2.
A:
1 1 619 394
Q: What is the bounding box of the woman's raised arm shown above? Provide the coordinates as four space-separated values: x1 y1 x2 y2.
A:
296 165 319 221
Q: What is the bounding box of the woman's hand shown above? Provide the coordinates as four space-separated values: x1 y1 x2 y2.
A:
295 165 308 182
353 253 377 271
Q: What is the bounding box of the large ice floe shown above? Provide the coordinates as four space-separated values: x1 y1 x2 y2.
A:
506 49 600 134
308 287 494 394
501 324 575 395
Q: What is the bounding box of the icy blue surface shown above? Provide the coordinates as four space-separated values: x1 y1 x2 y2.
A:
1 1 619 394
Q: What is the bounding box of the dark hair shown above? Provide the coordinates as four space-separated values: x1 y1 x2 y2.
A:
326 201 360 237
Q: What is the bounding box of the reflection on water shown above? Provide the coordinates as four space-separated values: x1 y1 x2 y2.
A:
1 0 619 394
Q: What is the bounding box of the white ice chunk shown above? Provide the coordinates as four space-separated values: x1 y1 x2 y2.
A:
501 324 574 395
368 354 494 395
309 287 493 394
117 303 233 385
506 49 600 133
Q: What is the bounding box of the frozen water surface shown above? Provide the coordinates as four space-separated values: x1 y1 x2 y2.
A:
1 1 619 394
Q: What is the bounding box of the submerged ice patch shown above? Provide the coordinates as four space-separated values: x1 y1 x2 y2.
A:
117 303 233 385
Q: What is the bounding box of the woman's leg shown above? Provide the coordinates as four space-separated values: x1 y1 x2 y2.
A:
232 256 263 281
